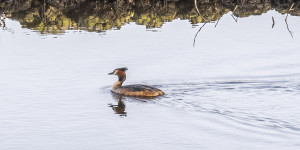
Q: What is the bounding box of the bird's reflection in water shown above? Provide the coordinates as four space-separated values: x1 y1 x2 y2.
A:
108 93 159 117
108 94 127 117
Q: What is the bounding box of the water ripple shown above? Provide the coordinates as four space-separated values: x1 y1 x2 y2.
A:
155 79 300 136
104 78 300 138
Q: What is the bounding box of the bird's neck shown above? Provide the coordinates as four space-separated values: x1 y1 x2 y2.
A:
113 74 126 89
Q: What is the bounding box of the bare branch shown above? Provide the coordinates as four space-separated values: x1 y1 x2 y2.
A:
272 16 275 28
283 3 295 38
231 14 238 22
193 23 207 47
285 14 293 38
231 5 239 22
194 0 201 16
194 0 208 22
233 5 239 13
215 18 220 28
215 7 221 28
289 3 295 11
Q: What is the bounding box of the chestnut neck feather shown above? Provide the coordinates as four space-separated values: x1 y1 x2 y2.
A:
113 71 126 89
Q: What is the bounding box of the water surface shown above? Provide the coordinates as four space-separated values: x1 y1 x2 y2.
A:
1 1 300 150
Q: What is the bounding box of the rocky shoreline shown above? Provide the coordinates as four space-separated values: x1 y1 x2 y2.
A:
1 0 299 33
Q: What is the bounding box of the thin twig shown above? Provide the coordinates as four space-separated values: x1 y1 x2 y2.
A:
194 0 201 16
284 3 295 38
214 7 221 28
233 5 239 13
272 16 275 28
231 5 239 22
289 3 295 11
215 18 220 28
194 0 208 22
285 14 293 38
231 14 238 22
193 23 207 47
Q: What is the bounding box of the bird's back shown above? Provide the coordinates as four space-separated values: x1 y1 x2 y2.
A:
112 84 164 97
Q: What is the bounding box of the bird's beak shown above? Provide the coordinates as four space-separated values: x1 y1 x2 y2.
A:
108 72 114 75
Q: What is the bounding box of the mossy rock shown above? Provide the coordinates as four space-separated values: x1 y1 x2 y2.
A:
196 16 202 23
141 14 148 20
24 13 34 23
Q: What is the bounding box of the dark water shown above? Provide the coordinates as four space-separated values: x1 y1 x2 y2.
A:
1 0 300 149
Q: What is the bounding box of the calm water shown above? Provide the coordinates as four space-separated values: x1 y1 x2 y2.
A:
1 9 300 149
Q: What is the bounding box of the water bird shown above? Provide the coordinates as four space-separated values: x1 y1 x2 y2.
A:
108 67 164 97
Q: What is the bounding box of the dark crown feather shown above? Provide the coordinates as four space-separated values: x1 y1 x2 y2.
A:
115 67 128 72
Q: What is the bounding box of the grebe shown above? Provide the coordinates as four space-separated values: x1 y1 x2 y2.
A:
108 67 164 97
